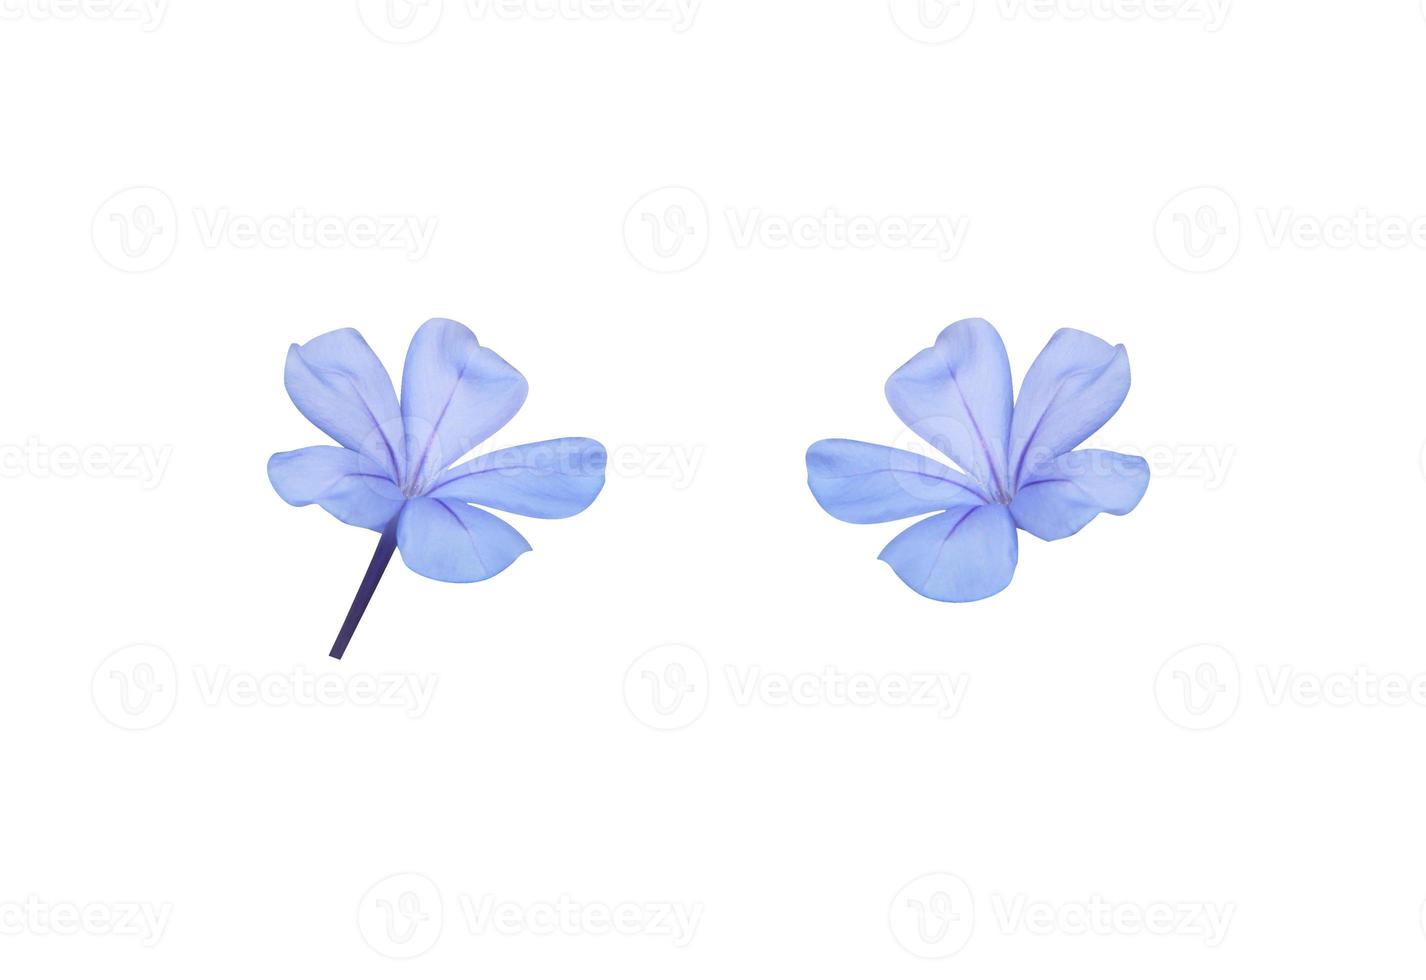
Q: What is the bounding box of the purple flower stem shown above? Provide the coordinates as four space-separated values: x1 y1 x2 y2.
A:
328 517 399 660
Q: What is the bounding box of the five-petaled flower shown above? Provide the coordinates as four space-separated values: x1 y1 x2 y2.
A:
806 318 1148 602
269 318 606 657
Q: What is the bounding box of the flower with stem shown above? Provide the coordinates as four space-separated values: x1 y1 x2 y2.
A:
269 318 605 658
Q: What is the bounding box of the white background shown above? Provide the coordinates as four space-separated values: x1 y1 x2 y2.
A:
2 0 1425 975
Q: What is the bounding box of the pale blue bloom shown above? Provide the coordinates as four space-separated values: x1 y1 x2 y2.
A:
807 318 1148 602
270 318 605 657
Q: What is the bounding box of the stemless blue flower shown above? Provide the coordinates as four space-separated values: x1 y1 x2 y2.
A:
269 318 606 658
807 318 1148 602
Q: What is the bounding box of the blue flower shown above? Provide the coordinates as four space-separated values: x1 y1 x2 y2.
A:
807 318 1148 602
269 318 606 657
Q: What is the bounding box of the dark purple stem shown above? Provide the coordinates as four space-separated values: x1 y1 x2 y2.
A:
328 518 399 660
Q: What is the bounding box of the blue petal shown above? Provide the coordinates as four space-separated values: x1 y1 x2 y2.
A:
426 438 607 518
396 496 531 583
400 318 529 492
1008 328 1130 488
284 329 405 482
883 318 1015 500
1010 450 1149 541
806 439 987 524
268 446 406 531
878 504 1018 602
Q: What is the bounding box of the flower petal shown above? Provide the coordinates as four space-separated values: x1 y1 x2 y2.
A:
1008 328 1130 488
883 318 1015 500
1010 450 1149 541
878 503 1018 602
284 329 405 482
427 438 607 518
806 439 987 524
396 496 531 583
400 318 529 491
268 446 405 531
